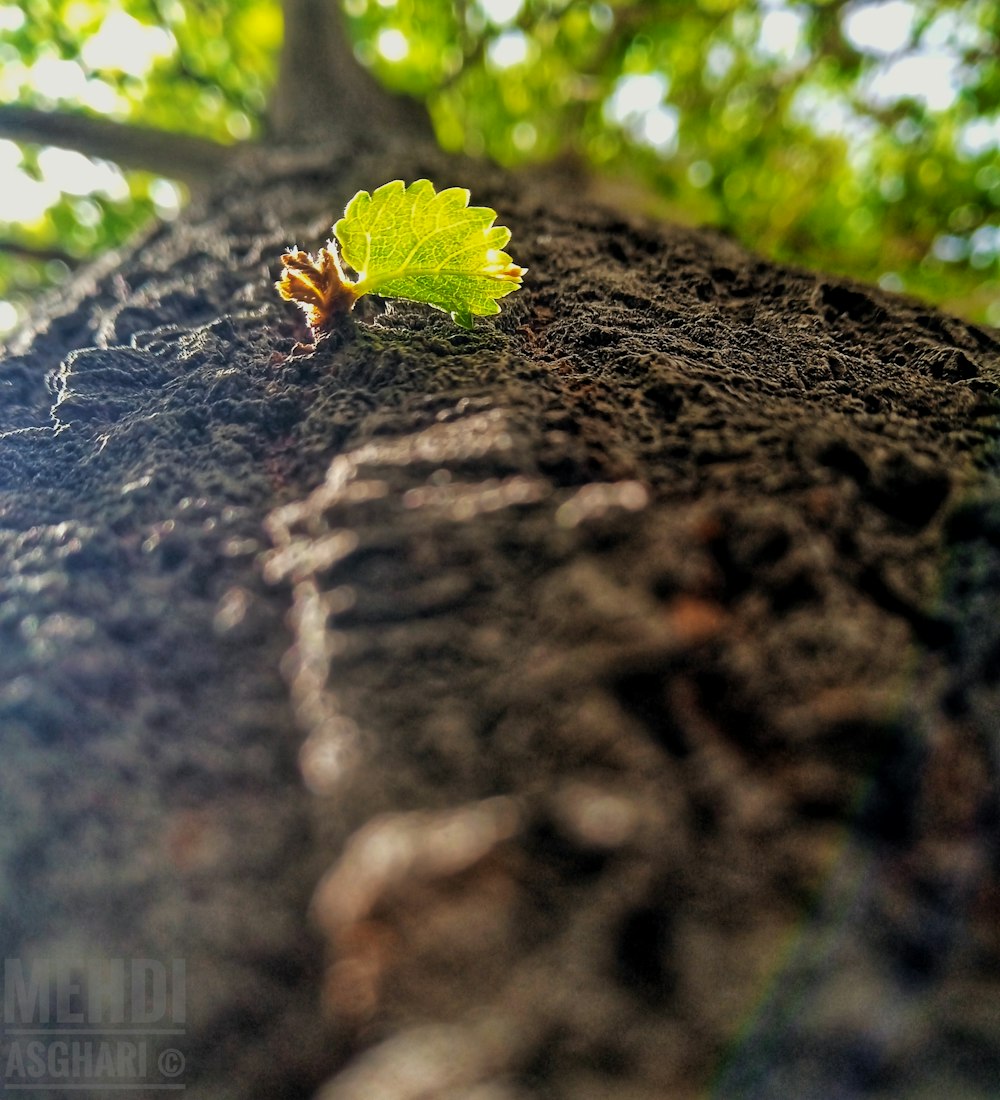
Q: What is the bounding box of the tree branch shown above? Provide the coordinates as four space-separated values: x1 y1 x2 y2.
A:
0 239 80 266
0 105 233 183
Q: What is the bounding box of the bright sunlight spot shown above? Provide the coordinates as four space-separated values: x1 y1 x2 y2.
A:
923 7 989 52
790 85 874 142
0 4 25 32
80 78 129 116
0 139 21 173
0 300 19 336
80 11 175 76
757 6 807 64
149 178 183 219
604 73 677 152
605 73 669 123
27 58 88 103
640 106 679 151
960 118 1000 157
970 224 1000 266
36 149 129 201
865 52 960 112
376 28 409 62
488 30 529 69
479 0 524 26
706 43 736 81
2 171 60 222
841 0 960 114
841 0 915 55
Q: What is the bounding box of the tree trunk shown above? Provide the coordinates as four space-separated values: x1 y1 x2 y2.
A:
2 127 1000 1099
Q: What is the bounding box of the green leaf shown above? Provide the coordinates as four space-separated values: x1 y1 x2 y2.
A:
333 179 525 328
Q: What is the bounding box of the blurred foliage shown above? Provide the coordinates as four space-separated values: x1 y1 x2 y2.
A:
0 0 280 329
1 0 998 333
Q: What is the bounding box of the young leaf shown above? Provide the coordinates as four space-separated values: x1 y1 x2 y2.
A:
335 179 526 329
275 244 358 335
276 179 526 336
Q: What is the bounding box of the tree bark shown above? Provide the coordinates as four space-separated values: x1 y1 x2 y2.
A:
2 15 1000 1100
268 0 433 143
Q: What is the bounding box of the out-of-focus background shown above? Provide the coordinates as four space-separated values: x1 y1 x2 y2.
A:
1 0 998 337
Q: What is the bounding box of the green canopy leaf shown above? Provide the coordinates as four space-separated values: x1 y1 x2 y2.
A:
333 179 525 328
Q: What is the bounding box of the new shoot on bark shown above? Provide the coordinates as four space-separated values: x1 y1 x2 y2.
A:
276 179 526 337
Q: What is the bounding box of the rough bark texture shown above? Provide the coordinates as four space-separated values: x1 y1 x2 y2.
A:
2 138 1000 1100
